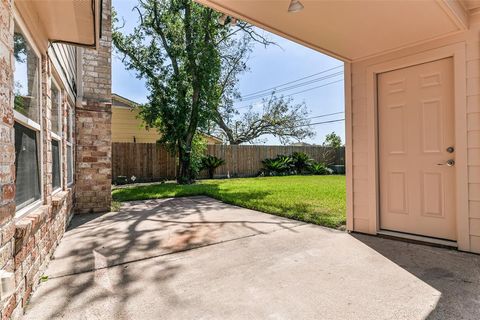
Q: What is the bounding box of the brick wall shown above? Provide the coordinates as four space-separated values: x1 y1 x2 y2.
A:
0 0 17 317
0 1 78 318
0 0 113 316
12 190 73 319
75 0 112 214
4 52 75 320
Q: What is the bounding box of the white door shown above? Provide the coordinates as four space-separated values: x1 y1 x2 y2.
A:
378 57 456 241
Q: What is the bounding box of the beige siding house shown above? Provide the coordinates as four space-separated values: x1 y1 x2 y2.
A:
197 0 480 254
112 93 223 144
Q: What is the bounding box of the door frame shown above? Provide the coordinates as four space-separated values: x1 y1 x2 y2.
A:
365 43 469 251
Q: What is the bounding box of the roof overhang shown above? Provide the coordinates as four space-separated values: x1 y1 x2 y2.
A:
196 0 477 62
16 0 102 49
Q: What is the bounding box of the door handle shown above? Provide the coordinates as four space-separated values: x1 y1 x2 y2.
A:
437 159 455 167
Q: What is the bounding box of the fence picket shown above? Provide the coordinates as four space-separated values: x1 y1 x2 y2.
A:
112 143 345 182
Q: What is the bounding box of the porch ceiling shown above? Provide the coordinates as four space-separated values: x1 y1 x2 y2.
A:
196 0 469 62
16 0 101 48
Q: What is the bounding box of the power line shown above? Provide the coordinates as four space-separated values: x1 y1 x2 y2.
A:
235 78 344 110
239 64 343 99
239 68 343 100
238 71 343 102
282 79 344 98
295 118 345 128
306 111 344 120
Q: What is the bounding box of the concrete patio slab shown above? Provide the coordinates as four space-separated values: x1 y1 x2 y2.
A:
24 197 480 320
45 196 304 277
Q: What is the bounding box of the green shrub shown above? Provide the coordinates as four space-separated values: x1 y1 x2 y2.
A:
260 155 295 176
201 155 226 179
291 152 313 173
190 135 207 179
309 162 333 175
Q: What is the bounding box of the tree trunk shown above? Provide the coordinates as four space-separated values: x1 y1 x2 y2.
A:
214 110 240 145
177 142 194 184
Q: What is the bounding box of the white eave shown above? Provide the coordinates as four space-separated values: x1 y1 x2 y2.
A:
196 0 477 62
16 0 102 49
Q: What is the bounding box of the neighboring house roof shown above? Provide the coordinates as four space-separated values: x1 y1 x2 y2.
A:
111 93 223 144
290 142 312 146
201 132 223 144
112 93 140 109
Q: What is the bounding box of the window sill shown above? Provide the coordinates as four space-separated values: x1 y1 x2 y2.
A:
14 205 48 254
52 190 69 213
15 200 42 220
51 132 61 141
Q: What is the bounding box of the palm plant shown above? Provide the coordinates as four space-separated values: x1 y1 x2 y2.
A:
261 155 295 176
291 152 313 173
308 162 332 175
201 155 225 179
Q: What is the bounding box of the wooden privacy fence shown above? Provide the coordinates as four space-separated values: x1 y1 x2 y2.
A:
112 143 345 182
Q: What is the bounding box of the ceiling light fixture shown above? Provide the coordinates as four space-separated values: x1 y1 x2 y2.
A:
288 0 304 13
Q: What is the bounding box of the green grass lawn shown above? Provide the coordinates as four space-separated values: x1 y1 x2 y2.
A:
112 175 346 229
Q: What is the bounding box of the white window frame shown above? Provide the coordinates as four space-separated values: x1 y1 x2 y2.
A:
50 77 62 139
66 103 74 186
50 78 63 194
13 11 43 218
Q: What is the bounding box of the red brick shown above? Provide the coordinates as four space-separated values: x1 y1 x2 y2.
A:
14 247 26 269
1 295 16 320
22 285 31 307
1 184 14 202
1 220 14 245
14 219 32 254
0 201 14 225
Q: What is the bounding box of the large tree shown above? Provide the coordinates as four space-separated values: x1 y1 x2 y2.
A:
113 0 314 183
215 94 314 145
113 0 225 184
212 30 314 144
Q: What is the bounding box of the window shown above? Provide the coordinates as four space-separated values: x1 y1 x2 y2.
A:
51 80 61 136
66 105 74 185
52 139 61 190
13 21 41 213
13 23 40 123
50 80 62 192
14 122 41 210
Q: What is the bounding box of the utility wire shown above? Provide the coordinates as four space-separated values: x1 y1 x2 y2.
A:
235 78 344 110
306 111 344 120
239 64 343 99
278 79 344 99
295 118 345 128
238 71 343 102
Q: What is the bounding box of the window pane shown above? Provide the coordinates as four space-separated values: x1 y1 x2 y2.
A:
67 107 72 142
52 139 61 190
14 122 41 209
67 145 73 184
14 24 39 123
51 83 61 135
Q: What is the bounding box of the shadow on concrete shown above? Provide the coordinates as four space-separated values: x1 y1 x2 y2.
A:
352 233 480 320
25 193 303 319
24 191 480 320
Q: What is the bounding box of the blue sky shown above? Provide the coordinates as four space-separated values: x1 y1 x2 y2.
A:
112 0 345 145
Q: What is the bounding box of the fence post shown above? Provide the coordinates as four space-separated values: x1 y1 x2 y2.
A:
111 143 346 181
